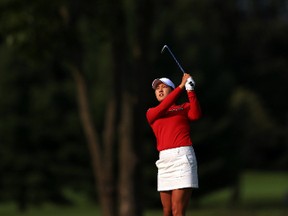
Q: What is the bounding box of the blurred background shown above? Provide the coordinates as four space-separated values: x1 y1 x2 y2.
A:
0 0 287 215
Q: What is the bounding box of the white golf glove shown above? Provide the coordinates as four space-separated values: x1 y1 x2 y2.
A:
185 77 195 91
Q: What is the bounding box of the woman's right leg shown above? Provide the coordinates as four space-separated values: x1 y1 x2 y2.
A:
160 191 172 216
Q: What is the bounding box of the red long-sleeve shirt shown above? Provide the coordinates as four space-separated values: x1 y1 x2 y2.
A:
146 87 202 151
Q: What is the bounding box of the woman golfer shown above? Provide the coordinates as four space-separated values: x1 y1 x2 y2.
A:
146 73 202 216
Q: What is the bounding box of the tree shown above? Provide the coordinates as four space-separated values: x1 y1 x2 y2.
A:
0 0 155 215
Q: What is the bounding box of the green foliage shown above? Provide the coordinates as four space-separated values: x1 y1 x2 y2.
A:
0 42 90 208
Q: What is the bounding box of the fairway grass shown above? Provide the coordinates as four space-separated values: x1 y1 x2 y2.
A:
199 171 288 207
0 203 101 216
1 205 286 216
1 171 287 216
145 208 287 216
242 171 288 205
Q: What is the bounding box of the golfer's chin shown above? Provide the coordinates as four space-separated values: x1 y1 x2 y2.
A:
157 96 166 102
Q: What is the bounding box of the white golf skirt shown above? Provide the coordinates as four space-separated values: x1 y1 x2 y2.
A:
155 146 198 191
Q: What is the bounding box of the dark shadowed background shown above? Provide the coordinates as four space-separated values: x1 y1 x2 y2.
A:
0 0 287 215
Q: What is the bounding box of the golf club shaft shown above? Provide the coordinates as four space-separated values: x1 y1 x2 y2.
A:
161 45 185 73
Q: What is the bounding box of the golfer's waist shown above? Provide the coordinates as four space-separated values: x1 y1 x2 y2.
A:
159 145 193 157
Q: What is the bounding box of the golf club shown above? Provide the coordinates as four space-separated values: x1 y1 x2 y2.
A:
161 45 195 88
161 45 185 73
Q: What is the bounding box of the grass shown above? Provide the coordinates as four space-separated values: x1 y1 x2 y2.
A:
0 171 287 216
1 205 286 216
199 171 288 207
0 203 101 216
146 208 287 216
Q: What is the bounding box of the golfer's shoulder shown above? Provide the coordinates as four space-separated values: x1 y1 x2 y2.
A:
146 107 155 117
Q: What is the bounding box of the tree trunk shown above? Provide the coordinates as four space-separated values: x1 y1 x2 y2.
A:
106 0 142 214
71 66 116 216
59 3 118 215
118 92 138 216
103 98 118 215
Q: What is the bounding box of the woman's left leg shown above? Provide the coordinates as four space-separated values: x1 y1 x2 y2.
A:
171 188 192 216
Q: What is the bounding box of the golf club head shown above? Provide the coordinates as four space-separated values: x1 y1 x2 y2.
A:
161 45 168 53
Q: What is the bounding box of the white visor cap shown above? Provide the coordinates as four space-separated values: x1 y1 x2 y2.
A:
152 77 175 90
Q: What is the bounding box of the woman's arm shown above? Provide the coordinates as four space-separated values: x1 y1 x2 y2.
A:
146 73 191 124
187 91 202 120
146 87 183 124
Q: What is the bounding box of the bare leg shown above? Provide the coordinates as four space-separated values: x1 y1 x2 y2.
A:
171 188 192 216
160 191 173 216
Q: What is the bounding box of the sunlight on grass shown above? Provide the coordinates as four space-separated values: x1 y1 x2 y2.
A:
241 171 288 204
